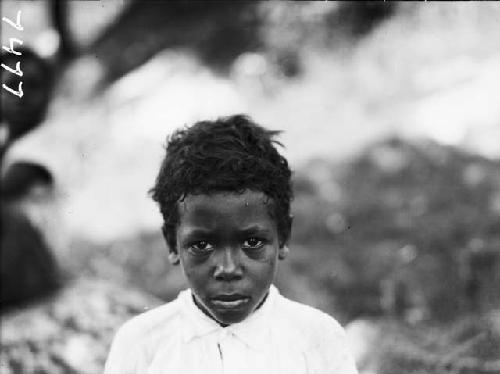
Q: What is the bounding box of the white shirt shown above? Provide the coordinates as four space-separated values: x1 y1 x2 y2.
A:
104 285 359 374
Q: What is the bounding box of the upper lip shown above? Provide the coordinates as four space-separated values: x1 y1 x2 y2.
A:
211 294 249 301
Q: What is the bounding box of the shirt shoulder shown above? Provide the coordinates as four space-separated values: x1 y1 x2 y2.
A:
274 294 359 374
104 294 183 374
274 294 345 344
117 297 182 343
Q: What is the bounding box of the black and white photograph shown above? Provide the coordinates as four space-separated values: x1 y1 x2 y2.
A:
1 1 500 373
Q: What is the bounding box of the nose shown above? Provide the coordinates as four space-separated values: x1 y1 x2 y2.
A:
213 247 243 281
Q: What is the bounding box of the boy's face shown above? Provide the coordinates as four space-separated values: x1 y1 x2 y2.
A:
171 190 288 325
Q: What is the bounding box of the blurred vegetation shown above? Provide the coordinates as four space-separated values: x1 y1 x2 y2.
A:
66 1 397 86
366 313 500 373
293 137 500 322
1 279 160 373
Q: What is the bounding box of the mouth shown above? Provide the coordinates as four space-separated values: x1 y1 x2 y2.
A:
211 294 250 308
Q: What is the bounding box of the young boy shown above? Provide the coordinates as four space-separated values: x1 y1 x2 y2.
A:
104 115 359 374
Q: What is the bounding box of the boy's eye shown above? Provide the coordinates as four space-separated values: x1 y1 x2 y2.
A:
242 238 264 249
189 240 214 254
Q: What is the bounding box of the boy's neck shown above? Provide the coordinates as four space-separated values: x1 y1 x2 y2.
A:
192 292 269 328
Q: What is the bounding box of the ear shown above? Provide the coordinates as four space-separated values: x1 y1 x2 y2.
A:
168 251 180 265
162 224 180 265
277 214 293 258
278 245 289 260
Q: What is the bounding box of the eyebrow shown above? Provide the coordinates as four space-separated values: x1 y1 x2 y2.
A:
179 228 214 239
180 226 272 239
238 226 272 235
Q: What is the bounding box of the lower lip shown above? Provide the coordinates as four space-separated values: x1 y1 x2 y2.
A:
211 298 250 308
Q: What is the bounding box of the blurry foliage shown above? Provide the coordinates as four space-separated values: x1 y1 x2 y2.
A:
90 1 263 84
373 314 500 373
325 1 397 39
0 279 160 373
67 233 186 304
259 1 396 78
83 1 398 86
261 1 396 49
292 137 500 321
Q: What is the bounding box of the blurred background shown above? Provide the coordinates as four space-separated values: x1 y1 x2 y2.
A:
1 1 500 373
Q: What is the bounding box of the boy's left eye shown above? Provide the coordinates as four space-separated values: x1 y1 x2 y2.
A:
242 238 264 249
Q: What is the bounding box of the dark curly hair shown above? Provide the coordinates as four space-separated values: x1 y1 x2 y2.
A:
150 114 292 250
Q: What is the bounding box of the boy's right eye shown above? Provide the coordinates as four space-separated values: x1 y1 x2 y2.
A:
189 240 214 254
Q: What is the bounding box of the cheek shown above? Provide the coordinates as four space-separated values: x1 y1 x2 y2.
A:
246 244 279 261
259 247 280 264
246 249 279 275
180 255 210 282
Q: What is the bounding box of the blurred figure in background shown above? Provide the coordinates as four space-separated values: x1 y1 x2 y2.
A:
1 46 58 311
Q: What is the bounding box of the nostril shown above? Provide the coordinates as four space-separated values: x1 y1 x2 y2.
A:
214 254 243 281
1 162 53 200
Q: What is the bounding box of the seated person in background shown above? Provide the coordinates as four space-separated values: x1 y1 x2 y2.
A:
104 115 359 374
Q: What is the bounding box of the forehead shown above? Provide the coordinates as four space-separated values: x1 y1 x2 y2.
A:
177 190 275 229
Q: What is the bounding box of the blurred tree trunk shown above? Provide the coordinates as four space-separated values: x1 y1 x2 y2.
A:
88 0 261 91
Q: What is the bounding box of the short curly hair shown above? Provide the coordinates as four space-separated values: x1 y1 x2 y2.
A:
150 114 292 250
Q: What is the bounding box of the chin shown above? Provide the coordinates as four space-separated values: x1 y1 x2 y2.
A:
213 310 250 325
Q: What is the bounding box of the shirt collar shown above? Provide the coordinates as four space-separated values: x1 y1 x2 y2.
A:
180 285 279 351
